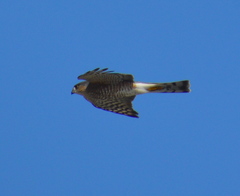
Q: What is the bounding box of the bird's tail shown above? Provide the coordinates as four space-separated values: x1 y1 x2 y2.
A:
134 80 190 94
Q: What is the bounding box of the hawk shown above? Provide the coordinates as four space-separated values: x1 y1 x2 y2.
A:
71 68 190 118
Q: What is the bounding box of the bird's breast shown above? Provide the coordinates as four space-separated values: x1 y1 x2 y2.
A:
86 82 135 98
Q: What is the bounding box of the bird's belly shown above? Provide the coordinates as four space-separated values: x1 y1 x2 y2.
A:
87 83 135 99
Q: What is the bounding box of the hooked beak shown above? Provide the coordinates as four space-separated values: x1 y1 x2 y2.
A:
71 88 76 95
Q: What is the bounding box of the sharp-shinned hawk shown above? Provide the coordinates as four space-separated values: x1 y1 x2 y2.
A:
71 68 190 118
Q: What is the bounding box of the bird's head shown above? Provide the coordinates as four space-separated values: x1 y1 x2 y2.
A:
71 81 89 95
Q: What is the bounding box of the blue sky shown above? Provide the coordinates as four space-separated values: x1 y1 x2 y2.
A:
1 1 240 195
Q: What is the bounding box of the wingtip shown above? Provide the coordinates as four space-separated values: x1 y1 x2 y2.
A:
132 115 139 118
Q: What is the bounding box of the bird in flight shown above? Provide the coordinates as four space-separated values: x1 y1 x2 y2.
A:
71 68 190 118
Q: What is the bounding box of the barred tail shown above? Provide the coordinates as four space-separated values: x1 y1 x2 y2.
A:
134 80 190 94
148 80 191 93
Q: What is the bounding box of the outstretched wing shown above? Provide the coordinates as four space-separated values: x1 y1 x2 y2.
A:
84 95 139 118
78 68 134 84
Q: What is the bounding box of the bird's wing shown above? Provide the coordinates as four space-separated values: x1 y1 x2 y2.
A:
78 68 134 84
84 95 139 118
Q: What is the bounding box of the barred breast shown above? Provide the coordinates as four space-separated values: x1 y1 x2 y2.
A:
86 81 135 99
